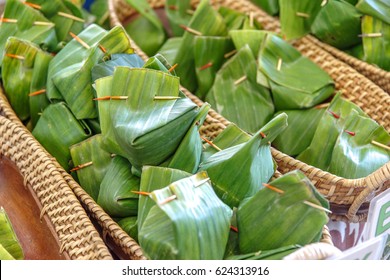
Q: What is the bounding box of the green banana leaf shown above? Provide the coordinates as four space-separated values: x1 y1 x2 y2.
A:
90 0 110 29
165 104 210 173
91 53 144 82
99 67 198 170
356 0 390 25
143 53 176 74
328 109 390 179
50 25 134 119
69 134 114 200
297 93 367 173
311 0 362 49
279 0 323 40
117 216 138 241
139 171 232 260
206 44 274 134
237 170 329 253
124 0 167 56
250 0 279 16
27 0 84 44
344 0 359 4
97 156 140 217
194 36 234 100
272 107 326 156
137 166 191 232
257 33 335 110
229 30 274 58
0 0 57 65
2 37 50 121
165 0 193 37
156 37 183 65
218 7 263 31
361 15 390 71
223 207 240 258
84 118 101 134
32 102 92 171
226 245 301 260
173 0 228 92
0 207 24 260
198 113 288 208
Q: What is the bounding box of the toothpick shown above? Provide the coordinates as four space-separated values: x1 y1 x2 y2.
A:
29 89 46 97
179 24 203 36
131 191 151 196
110 153 117 158
69 32 90 49
249 12 254 28
24 2 42 9
327 110 340 119
234 75 247 86
33 21 55 27
277 58 282 71
199 62 213 71
344 130 356 136
168 5 178 10
359 33 382 38
371 140 390 151
201 136 221 151
262 183 285 194
321 0 328 7
70 161 93 172
154 96 181 101
0 18 18 23
230 226 238 233
260 132 267 139
5 53 25 60
159 195 177 205
186 9 195 15
98 44 107 53
58 12 85 23
194 178 211 188
168 63 178 72
224 49 237 59
93 96 128 100
296 12 310 18
303 200 332 214
315 103 330 109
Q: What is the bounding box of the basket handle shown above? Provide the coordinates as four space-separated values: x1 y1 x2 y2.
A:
347 162 390 222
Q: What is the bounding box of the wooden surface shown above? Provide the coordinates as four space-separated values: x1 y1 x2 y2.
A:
0 155 66 260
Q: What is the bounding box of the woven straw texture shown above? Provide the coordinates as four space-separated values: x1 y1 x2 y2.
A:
0 88 112 260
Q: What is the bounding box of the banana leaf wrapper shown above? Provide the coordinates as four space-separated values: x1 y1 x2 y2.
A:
173 0 228 92
27 0 84 44
356 0 390 25
257 32 335 110
361 15 390 71
0 207 24 260
165 0 193 37
50 25 134 119
139 171 232 260
143 53 177 74
137 166 191 232
0 0 57 65
237 170 329 253
124 0 167 56
32 102 92 171
99 67 198 170
279 0 323 40
198 113 288 208
117 216 138 242
70 134 114 201
229 29 275 58
156 37 183 65
249 0 279 16
194 36 234 100
97 156 140 217
226 245 301 260
311 0 362 49
2 37 51 122
206 44 274 134
272 107 326 156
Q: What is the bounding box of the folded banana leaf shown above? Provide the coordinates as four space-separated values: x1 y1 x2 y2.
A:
27 0 84 44
97 156 140 217
194 36 234 100
229 29 277 58
237 170 329 253
2 37 51 122
143 53 176 74
328 109 390 179
361 15 390 71
156 37 183 65
249 0 279 16
226 245 301 260
198 113 288 208
173 0 228 92
206 44 274 133
0 207 24 260
356 0 390 25
279 0 323 40
139 171 232 260
165 0 193 37
124 0 167 56
272 107 326 156
70 134 114 200
0 0 57 65
89 0 110 29
137 166 191 232
50 25 134 119
32 102 92 171
257 33 335 110
311 0 362 49
117 216 138 241
99 67 198 170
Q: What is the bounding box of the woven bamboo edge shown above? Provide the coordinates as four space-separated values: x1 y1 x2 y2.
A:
0 90 112 260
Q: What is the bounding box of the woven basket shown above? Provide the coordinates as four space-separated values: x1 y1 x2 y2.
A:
0 88 113 260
